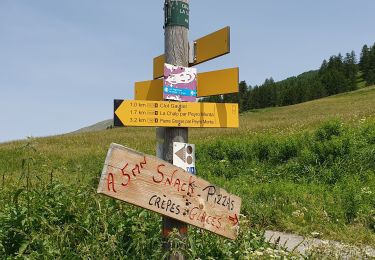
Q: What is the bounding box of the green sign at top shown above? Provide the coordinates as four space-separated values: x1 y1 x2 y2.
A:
165 1 189 29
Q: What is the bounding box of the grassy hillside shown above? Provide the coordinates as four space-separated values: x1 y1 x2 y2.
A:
0 86 374 258
72 119 113 134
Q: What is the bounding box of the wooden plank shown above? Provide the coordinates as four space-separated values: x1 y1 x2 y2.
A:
197 67 238 97
153 54 165 79
114 100 239 128
152 26 231 78
194 26 230 65
97 143 242 240
135 67 239 100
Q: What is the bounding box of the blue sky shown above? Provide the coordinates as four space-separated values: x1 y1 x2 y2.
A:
0 0 374 143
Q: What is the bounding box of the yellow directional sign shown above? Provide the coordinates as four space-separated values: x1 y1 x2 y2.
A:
194 26 230 65
153 54 165 79
136 67 239 101
115 100 239 128
153 26 231 79
197 67 238 97
134 79 163 101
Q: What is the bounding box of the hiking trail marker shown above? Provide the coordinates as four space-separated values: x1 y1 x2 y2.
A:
163 63 197 102
173 142 195 174
114 100 238 128
98 143 241 240
100 1 242 247
134 67 239 101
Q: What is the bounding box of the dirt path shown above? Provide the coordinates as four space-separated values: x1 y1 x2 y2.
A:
265 230 375 258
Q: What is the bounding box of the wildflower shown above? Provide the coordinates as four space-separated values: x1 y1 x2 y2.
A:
292 210 304 218
361 187 372 195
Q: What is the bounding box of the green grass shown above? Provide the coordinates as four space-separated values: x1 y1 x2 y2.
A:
196 119 375 247
0 86 375 258
356 71 367 89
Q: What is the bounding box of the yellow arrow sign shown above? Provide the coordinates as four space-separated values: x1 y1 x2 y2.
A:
194 26 230 65
114 100 239 128
197 67 238 97
153 26 230 79
153 54 165 81
134 79 163 101
135 67 239 101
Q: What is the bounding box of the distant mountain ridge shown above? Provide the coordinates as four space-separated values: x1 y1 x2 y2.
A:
73 119 113 133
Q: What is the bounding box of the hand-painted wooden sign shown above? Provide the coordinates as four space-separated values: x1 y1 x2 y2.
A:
135 67 239 101
173 142 195 174
163 63 197 102
97 143 242 239
114 100 239 128
153 26 231 79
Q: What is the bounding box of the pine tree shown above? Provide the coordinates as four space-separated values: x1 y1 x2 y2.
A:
238 81 249 112
343 51 358 90
359 44 370 73
229 42 370 113
368 43 375 85
249 86 261 109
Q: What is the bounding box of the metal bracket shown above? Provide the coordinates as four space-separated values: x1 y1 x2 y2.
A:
189 41 197 65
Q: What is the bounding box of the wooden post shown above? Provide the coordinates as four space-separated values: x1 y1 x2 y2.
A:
158 0 189 259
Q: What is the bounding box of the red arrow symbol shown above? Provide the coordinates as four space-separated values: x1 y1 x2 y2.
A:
228 214 239 226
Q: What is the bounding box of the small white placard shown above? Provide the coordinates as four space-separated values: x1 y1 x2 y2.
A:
173 142 195 174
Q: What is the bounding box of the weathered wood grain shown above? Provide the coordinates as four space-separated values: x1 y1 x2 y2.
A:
97 143 242 240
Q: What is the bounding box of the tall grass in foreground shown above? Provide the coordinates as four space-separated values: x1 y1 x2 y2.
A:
0 182 292 259
197 119 375 246
0 142 292 259
0 119 374 258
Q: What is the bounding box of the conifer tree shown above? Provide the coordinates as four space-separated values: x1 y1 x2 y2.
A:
359 44 370 73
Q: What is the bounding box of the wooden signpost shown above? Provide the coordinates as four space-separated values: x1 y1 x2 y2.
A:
98 143 241 240
99 1 242 258
114 100 239 128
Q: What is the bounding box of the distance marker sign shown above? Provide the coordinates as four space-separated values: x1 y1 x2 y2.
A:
114 100 239 128
97 143 241 239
